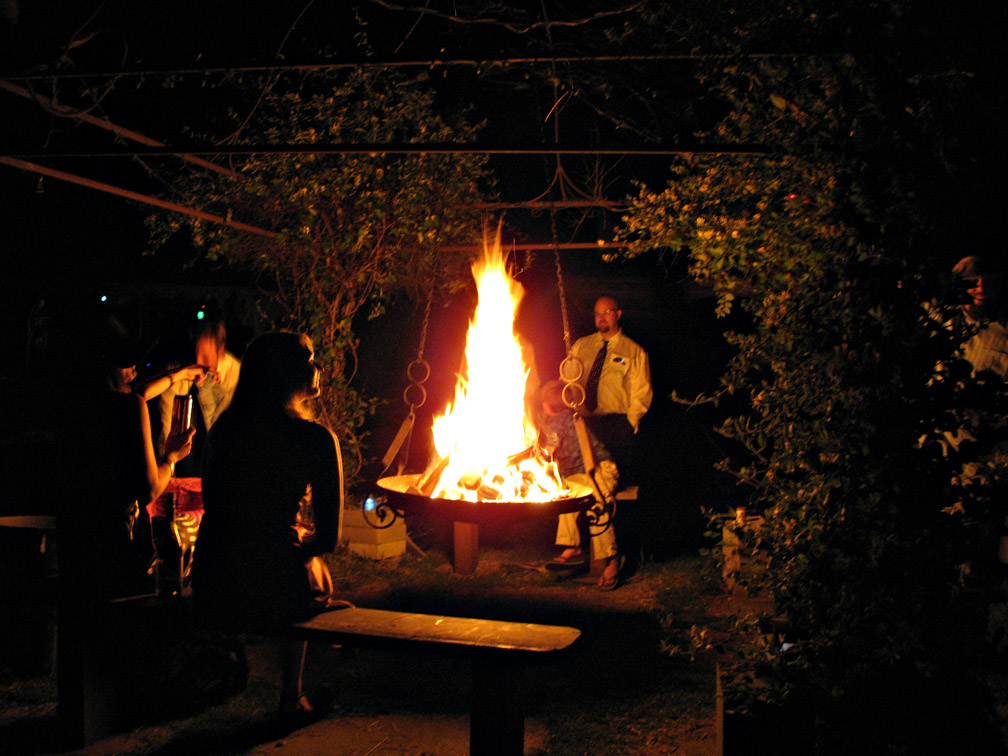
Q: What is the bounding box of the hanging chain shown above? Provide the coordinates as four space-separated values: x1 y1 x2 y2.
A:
553 209 586 410
403 282 433 413
552 211 572 354
380 282 434 477
544 2 583 411
416 284 432 362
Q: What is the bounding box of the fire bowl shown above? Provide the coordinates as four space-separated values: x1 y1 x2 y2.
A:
373 474 595 526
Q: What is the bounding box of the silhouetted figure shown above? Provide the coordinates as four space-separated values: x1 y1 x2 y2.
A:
56 313 194 745
192 331 343 725
59 313 195 600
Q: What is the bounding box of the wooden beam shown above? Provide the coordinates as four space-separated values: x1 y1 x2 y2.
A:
0 156 275 239
3 141 771 159
0 79 243 180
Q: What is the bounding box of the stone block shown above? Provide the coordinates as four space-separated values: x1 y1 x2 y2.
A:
342 506 406 559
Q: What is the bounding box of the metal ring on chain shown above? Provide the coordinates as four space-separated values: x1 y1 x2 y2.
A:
402 382 427 409
559 354 584 382
407 358 430 385
561 381 585 409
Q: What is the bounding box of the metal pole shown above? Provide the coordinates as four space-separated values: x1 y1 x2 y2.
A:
0 80 243 180
0 156 275 239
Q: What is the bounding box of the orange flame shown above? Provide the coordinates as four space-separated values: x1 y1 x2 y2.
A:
429 230 567 502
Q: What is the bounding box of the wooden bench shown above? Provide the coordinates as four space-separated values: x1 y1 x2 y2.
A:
290 606 581 756
58 593 183 747
58 593 249 748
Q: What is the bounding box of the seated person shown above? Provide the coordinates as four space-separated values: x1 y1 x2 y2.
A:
538 379 621 590
192 331 343 726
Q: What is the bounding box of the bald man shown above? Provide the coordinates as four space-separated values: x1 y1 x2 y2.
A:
569 295 652 485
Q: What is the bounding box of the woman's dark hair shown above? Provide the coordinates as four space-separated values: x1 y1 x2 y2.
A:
73 311 146 392
227 331 316 417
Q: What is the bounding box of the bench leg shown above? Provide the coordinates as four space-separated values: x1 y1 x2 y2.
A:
470 655 526 756
453 521 479 574
58 599 157 746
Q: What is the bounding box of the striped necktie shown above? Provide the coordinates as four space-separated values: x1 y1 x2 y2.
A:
584 340 608 412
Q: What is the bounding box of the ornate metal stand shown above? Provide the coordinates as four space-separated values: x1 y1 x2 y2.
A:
360 474 601 574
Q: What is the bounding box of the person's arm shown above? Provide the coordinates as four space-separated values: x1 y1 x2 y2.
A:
134 365 207 401
626 347 653 432
138 394 195 504
303 426 344 556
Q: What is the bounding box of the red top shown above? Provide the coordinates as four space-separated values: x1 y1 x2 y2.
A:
146 477 203 519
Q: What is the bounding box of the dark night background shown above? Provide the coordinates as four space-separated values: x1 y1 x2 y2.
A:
5 4 1008 755
2 1 1004 556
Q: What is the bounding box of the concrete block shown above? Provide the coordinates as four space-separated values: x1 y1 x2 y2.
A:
342 506 406 559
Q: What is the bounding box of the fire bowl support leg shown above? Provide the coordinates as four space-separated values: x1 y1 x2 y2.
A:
453 521 479 574
471 654 527 756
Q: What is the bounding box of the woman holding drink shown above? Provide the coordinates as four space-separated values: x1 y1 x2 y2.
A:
60 315 198 600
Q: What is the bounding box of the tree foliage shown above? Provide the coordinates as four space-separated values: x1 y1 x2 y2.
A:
616 1 1007 751
149 69 488 477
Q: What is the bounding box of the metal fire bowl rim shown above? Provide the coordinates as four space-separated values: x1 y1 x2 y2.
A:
375 474 594 525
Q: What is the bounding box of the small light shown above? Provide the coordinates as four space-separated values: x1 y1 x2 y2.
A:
364 496 377 511
196 310 205 320
100 295 107 302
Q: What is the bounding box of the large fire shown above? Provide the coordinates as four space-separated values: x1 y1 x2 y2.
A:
426 233 569 503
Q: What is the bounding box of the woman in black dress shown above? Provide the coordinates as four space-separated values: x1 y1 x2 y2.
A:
192 331 342 722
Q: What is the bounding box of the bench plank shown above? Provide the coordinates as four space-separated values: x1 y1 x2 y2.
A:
292 606 580 653
292 606 579 756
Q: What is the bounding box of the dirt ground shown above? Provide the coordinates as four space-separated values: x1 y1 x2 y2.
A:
1 520 722 756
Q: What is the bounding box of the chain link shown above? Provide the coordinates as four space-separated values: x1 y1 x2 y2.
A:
404 283 434 412
551 210 586 409
417 283 433 361
381 282 435 477
551 210 572 353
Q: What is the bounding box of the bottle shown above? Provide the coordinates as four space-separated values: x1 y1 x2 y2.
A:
171 395 193 435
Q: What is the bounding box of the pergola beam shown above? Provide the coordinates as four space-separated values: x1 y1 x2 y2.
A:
0 80 243 180
0 157 632 247
0 156 276 238
0 52 805 83
3 142 768 159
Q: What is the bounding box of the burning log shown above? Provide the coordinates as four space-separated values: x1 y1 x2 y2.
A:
454 450 539 499
459 470 482 491
415 456 451 498
476 483 502 500
506 447 535 467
